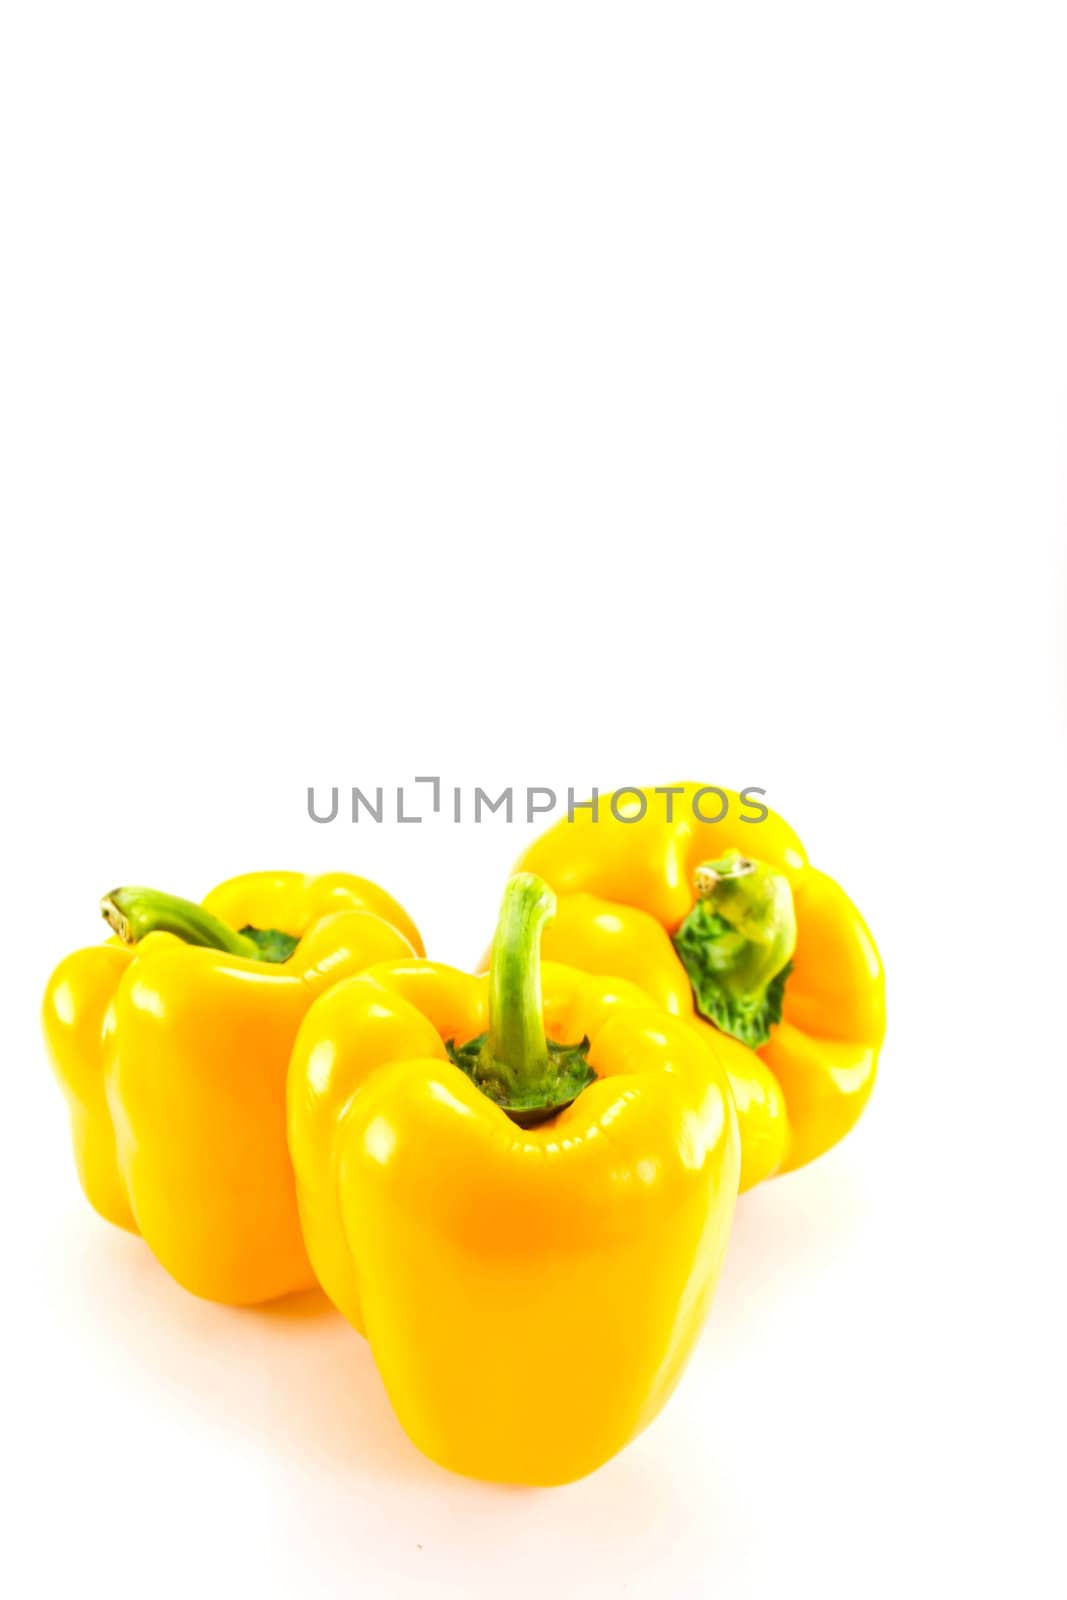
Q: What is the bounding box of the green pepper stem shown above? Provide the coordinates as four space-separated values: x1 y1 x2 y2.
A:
480 873 554 1099
693 851 797 997
101 886 261 959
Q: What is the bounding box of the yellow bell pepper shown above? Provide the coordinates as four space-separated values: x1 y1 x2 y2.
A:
512 785 885 1185
42 871 421 1305
288 873 740 1485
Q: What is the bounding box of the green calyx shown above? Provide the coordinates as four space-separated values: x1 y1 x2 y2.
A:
446 1034 594 1129
235 925 301 962
101 887 299 964
446 872 597 1128
672 849 797 1049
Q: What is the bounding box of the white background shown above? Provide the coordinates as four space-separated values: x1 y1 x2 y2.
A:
2 3 1065 1595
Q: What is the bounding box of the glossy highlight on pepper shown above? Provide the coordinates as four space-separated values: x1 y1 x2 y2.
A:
288 872 740 1485
42 871 421 1304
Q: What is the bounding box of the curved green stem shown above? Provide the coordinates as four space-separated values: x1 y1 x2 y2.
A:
446 873 596 1126
101 886 262 959
693 853 797 996
481 873 554 1099
673 850 797 1048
